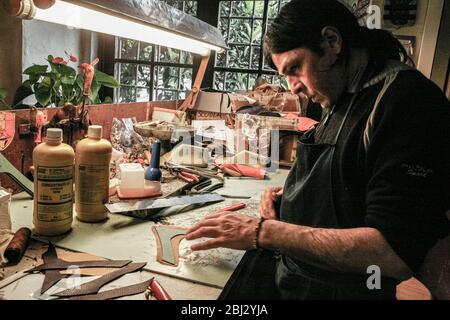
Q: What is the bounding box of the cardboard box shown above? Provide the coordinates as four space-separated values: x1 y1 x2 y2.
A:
192 91 232 114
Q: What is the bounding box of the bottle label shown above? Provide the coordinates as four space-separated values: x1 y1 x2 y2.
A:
78 164 109 204
36 165 73 222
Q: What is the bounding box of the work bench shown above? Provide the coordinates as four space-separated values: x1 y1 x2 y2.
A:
0 170 289 300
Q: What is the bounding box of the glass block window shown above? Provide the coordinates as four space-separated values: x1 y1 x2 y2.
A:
114 1 197 103
214 0 290 92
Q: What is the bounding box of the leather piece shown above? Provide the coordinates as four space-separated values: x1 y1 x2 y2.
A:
68 278 153 300
40 243 68 294
28 259 132 272
53 262 147 297
152 226 187 266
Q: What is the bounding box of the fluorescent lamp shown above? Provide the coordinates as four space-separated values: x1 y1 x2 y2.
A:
33 0 223 56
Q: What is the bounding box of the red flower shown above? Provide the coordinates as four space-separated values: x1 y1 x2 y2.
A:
52 57 67 65
65 51 78 62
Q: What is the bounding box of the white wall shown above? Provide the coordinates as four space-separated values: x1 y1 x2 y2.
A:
22 19 81 71
22 20 81 104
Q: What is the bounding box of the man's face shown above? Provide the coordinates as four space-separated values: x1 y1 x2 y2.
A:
271 45 345 109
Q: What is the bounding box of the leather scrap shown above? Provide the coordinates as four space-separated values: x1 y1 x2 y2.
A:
53 262 147 297
40 243 68 294
68 278 153 300
152 226 187 266
28 258 132 272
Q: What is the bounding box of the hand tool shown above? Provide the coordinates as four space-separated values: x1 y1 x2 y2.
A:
148 278 172 300
217 203 246 213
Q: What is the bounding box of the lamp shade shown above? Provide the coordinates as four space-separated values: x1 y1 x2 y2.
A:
33 0 227 56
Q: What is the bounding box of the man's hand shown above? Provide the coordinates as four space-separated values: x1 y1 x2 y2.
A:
185 213 259 251
259 187 283 220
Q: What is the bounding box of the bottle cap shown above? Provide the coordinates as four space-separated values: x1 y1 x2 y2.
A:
46 128 62 143
87 125 102 139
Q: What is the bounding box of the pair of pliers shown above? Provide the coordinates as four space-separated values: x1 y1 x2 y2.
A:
176 171 199 183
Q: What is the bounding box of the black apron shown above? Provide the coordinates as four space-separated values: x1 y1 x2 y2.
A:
276 62 411 299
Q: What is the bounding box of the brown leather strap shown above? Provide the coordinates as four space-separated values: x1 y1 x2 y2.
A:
29 258 131 272
53 262 147 297
68 278 153 300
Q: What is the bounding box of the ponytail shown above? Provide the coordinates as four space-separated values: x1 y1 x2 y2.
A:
358 27 414 66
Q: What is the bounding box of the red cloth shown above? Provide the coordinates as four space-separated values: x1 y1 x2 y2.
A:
284 113 318 131
220 163 266 180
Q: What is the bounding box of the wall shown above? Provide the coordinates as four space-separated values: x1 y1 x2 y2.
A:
22 20 81 105
372 0 445 78
431 0 450 92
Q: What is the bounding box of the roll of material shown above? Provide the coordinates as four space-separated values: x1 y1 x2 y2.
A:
4 227 32 264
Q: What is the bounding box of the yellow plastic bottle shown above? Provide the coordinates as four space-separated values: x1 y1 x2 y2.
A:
33 128 75 236
75 125 112 222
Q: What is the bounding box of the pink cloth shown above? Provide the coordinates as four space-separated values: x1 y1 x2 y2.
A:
220 163 266 180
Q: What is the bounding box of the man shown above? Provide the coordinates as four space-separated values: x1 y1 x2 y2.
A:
185 0 450 299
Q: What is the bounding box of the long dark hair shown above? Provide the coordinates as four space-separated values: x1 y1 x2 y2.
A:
264 0 411 69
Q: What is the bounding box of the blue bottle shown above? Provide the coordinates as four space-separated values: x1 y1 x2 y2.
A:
145 140 162 182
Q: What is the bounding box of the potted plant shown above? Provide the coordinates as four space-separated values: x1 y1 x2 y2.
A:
13 52 119 108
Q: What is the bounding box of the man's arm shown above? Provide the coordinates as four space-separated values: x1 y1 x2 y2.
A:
186 213 413 281
259 220 413 281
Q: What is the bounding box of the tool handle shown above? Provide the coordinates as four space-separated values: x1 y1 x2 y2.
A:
217 203 246 213
150 278 172 300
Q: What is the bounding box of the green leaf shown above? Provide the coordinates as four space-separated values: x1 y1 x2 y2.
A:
58 64 76 77
75 74 84 90
102 96 113 104
0 88 7 100
61 74 76 85
94 70 120 88
35 86 52 106
13 84 34 106
23 64 48 75
29 73 42 85
88 79 101 102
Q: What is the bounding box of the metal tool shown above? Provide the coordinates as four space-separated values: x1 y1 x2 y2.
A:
188 182 252 199
0 152 34 197
165 162 224 182
164 176 210 198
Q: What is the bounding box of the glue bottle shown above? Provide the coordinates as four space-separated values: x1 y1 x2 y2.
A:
144 140 162 191
75 125 112 222
33 128 75 236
